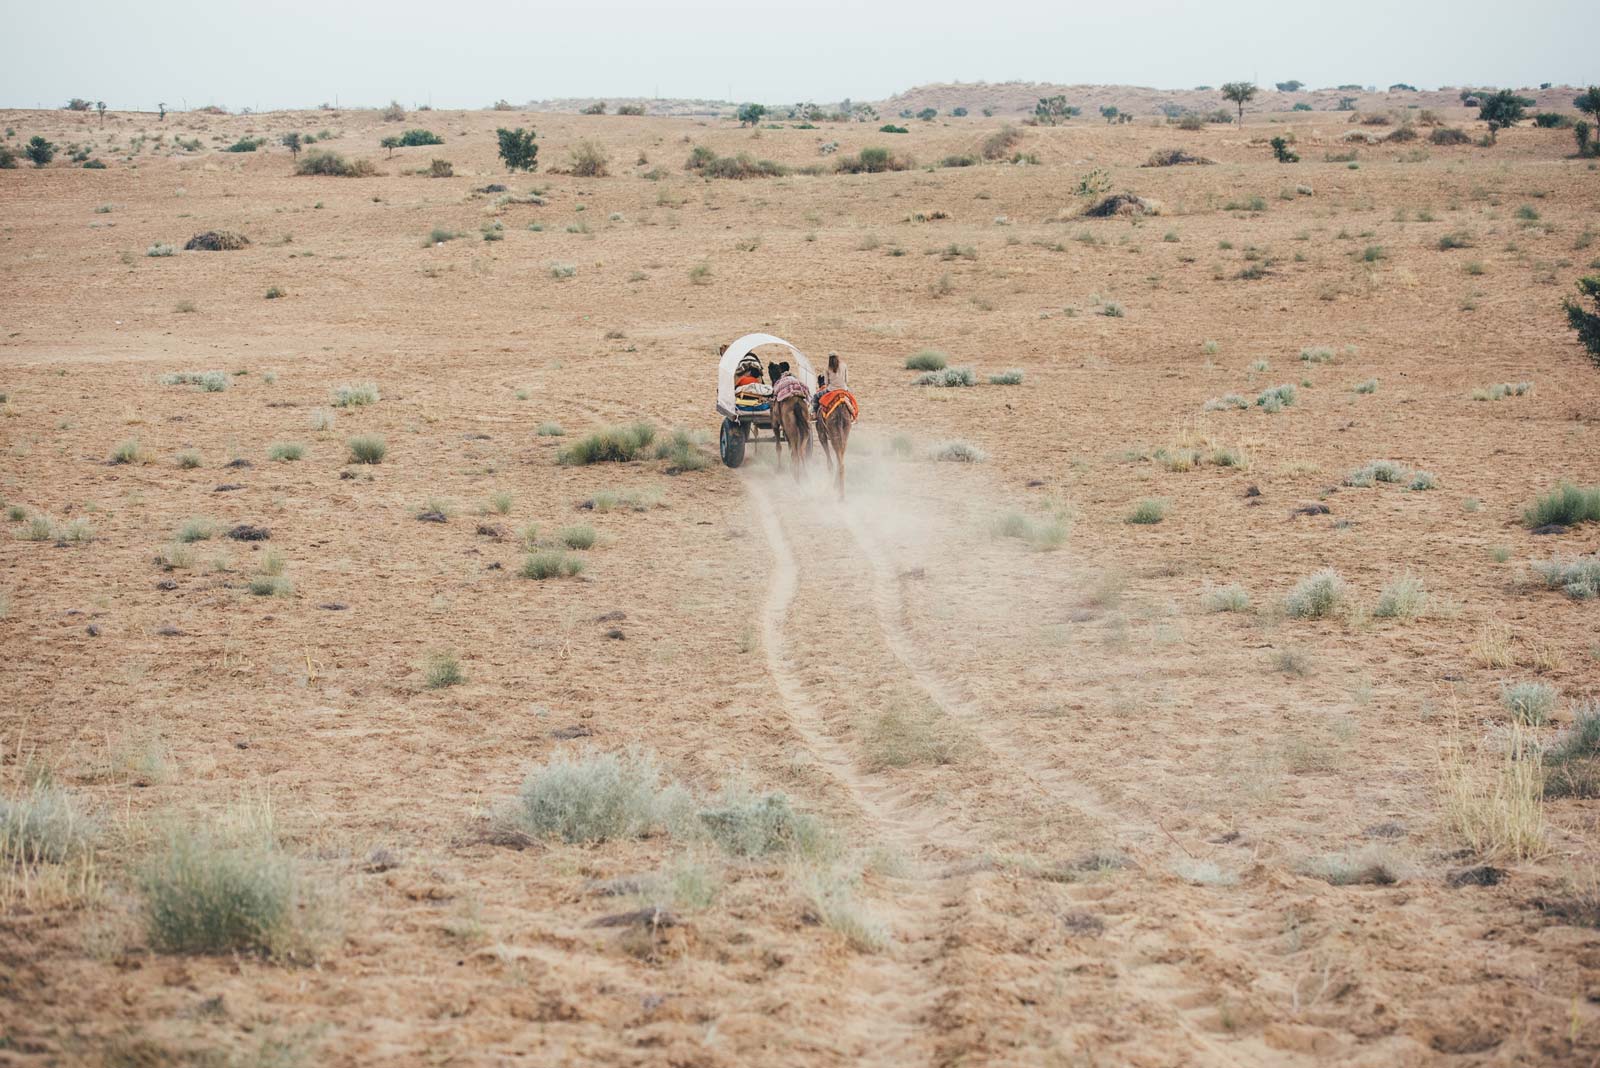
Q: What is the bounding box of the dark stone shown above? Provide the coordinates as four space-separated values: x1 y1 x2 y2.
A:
224 458 252 469
596 611 626 622
156 626 186 636
156 579 178 590
225 524 270 541
1292 504 1331 516
1244 484 1261 497
551 724 593 740
605 629 625 640
1363 821 1408 839
416 510 448 523
213 483 244 492
1447 865 1506 887
317 602 348 611
1530 524 1568 536
86 625 100 636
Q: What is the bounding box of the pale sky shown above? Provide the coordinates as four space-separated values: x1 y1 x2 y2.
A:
3 0 1592 111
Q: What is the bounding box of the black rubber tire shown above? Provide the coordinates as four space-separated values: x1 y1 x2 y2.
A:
719 418 746 468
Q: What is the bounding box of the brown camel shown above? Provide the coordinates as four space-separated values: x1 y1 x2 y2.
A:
772 393 811 478
815 354 856 498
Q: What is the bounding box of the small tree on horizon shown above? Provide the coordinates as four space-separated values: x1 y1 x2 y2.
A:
281 132 302 158
25 135 55 167
1574 86 1600 128
496 127 538 172
1275 80 1304 92
1100 105 1120 124
96 101 106 123
1564 277 1600 367
1270 136 1299 162
1221 82 1258 122
1479 89 1526 142
158 102 166 121
1034 96 1079 125
736 102 765 126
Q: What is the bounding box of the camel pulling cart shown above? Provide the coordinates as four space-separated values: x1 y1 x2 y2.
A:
714 333 818 468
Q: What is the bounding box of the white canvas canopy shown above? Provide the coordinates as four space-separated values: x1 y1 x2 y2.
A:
716 333 818 416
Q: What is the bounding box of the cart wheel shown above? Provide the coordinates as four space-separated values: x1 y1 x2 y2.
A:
719 418 746 468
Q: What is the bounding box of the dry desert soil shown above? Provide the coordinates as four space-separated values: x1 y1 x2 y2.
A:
2 100 1600 1067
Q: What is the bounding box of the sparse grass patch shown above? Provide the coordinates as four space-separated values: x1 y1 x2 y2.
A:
1171 858 1238 887
1126 498 1167 525
1374 574 1427 619
1353 378 1378 394
558 423 656 465
990 512 1068 552
1502 681 1556 725
536 421 564 436
861 704 960 770
266 441 304 462
423 651 465 690
913 367 976 387
140 825 312 958
697 787 828 859
904 350 948 371
655 428 709 472
1298 846 1406 885
346 435 386 464
1545 703 1600 799
109 438 147 465
1284 569 1346 619
499 749 670 844
175 517 216 543
331 382 379 407
988 369 1024 385
1 783 94 866
559 524 597 549
521 550 585 580
1345 459 1409 487
1530 555 1600 599
932 440 985 463
802 869 889 952
175 450 202 469
1523 483 1600 528
1441 722 1545 861
1255 384 1297 412
1202 584 1251 613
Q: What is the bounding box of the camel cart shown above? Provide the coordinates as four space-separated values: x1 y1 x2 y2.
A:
715 333 818 468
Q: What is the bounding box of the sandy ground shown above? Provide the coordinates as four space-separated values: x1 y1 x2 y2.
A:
2 102 1600 1066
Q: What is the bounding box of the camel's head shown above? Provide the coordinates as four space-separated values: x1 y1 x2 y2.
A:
767 360 791 384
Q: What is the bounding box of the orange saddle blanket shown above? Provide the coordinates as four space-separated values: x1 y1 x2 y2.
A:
818 389 858 422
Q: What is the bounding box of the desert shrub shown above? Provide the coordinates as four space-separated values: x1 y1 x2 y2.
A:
1523 483 1600 528
1346 459 1409 487
176 450 202 469
1202 584 1251 613
1501 681 1556 725
904 349 947 371
1531 555 1600 599
991 512 1068 552
423 651 464 689
567 139 610 177
346 434 386 464
265 441 304 463
1145 147 1209 167
1438 230 1474 250
1409 471 1438 491
140 828 303 956
1203 394 1250 411
0 784 94 865
223 137 264 153
1298 846 1406 886
396 129 443 147
684 149 785 178
697 788 826 858
520 550 585 580
940 154 978 168
146 243 175 257
1354 378 1378 393
294 151 375 177
1284 569 1347 619
1373 574 1427 619
617 103 645 116
879 124 908 134
1430 127 1473 145
981 125 1023 160
184 231 250 252
932 440 985 463
1255 384 1297 411
836 147 908 174
25 136 55 166
1545 703 1600 798
1299 345 1334 363
536 421 564 436
1271 136 1299 162
503 750 672 843
559 524 597 549
558 423 656 465
913 367 975 387
175 517 216 543
988 369 1024 385
109 439 147 465
1127 498 1167 525
427 158 453 178
381 100 406 121
331 382 379 407
655 428 708 472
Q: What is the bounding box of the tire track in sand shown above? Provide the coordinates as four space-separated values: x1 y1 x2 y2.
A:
748 476 978 1067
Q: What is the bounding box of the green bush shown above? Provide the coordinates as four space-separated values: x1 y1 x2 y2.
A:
140 829 301 956
396 128 444 147
1284 569 1346 619
1523 483 1600 528
905 349 948 371
1564 277 1600 367
1127 498 1168 525
224 137 264 153
294 151 375 177
520 550 585 580
346 434 387 464
1 784 94 865
837 147 907 174
423 651 464 689
502 749 670 843
496 127 539 172
558 423 656 464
